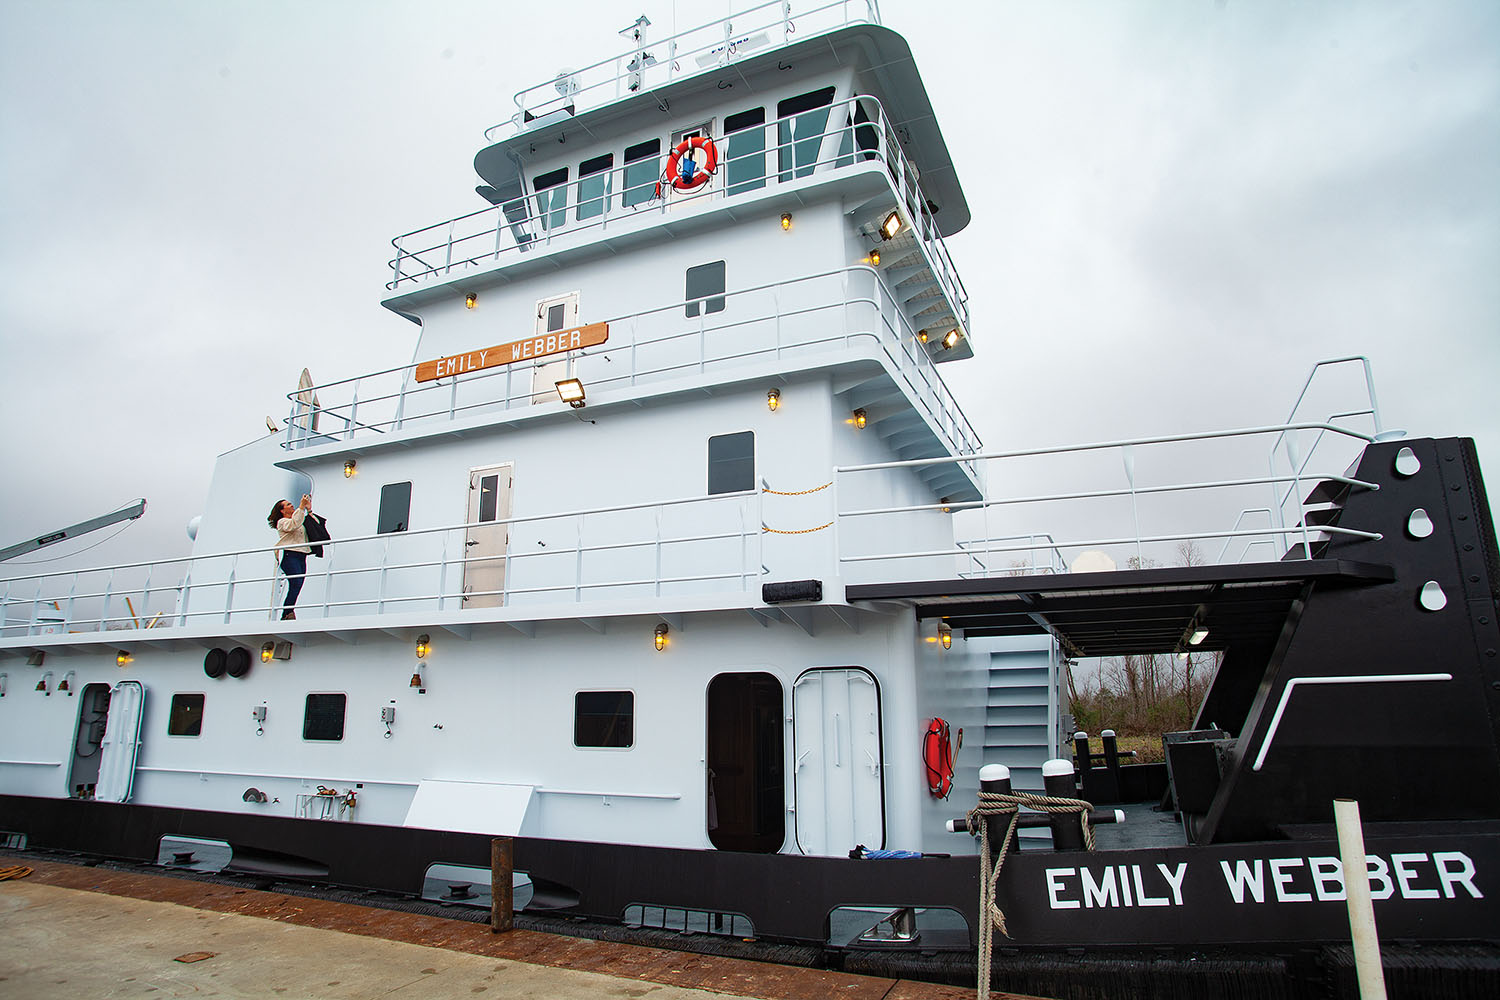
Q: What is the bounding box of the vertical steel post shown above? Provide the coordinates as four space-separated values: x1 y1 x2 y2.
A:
1042 758 1084 851
979 763 1015 857
1073 732 1092 777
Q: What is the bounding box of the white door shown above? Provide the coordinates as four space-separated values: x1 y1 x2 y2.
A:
94 680 145 803
532 292 579 403
463 464 514 609
792 668 884 856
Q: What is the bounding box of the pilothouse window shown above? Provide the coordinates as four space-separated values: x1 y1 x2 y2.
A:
534 167 568 230
622 139 660 208
724 107 766 194
778 87 836 180
577 153 613 220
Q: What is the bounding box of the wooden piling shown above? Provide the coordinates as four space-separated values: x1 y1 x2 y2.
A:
490 836 513 933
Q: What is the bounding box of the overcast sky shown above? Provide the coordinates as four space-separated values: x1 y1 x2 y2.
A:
1 0 1496 577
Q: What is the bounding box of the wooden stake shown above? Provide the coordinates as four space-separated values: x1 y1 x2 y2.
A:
490 836 513 934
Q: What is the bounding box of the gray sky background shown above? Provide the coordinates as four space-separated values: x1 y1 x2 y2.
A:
1 0 1496 577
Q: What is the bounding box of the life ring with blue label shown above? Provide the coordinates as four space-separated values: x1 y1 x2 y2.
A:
924 717 955 799
664 135 718 192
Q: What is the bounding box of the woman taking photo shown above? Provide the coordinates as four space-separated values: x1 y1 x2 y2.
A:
268 493 312 619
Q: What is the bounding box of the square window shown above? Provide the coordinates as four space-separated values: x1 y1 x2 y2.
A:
686 261 725 318
304 693 347 741
708 431 755 495
167 693 204 737
378 482 412 534
575 691 634 748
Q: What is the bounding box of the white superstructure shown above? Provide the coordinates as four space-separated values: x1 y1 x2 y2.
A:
0 3 1064 862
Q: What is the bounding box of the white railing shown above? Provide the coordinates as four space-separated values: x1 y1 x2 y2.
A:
837 419 1384 583
1260 356 1386 555
0 491 762 638
957 535 1070 579
391 94 968 339
287 265 983 462
493 0 882 136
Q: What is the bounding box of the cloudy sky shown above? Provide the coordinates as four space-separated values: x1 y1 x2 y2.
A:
1 0 1496 577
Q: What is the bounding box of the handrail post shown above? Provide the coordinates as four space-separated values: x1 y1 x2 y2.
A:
321 542 336 619
347 381 360 441
378 538 391 613
574 513 584 603
1122 445 1144 566
1361 357 1385 439
654 507 664 598
177 570 192 626
28 581 42 635
224 555 237 624
101 569 115 632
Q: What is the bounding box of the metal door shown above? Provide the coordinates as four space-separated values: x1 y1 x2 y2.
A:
532 292 579 403
463 464 513 609
792 667 884 856
94 680 145 803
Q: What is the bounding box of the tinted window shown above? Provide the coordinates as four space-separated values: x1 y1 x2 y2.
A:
724 107 766 195
577 153 613 221
778 87 835 180
167 693 204 737
534 167 568 230
686 260 725 318
622 139 661 207
378 482 412 534
575 691 634 748
303 693 346 741
708 431 754 495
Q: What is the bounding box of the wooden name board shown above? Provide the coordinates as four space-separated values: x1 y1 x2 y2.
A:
414 322 609 383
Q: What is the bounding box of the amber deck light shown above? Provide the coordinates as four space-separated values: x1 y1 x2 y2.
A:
654 623 669 651
344 458 357 478
766 388 780 411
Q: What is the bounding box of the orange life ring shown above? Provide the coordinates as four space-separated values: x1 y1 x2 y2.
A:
924 718 956 799
664 135 718 192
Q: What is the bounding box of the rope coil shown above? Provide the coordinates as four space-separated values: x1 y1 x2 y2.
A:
966 789 1095 999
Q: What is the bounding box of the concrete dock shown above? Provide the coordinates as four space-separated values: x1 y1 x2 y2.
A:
0 858 1033 999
